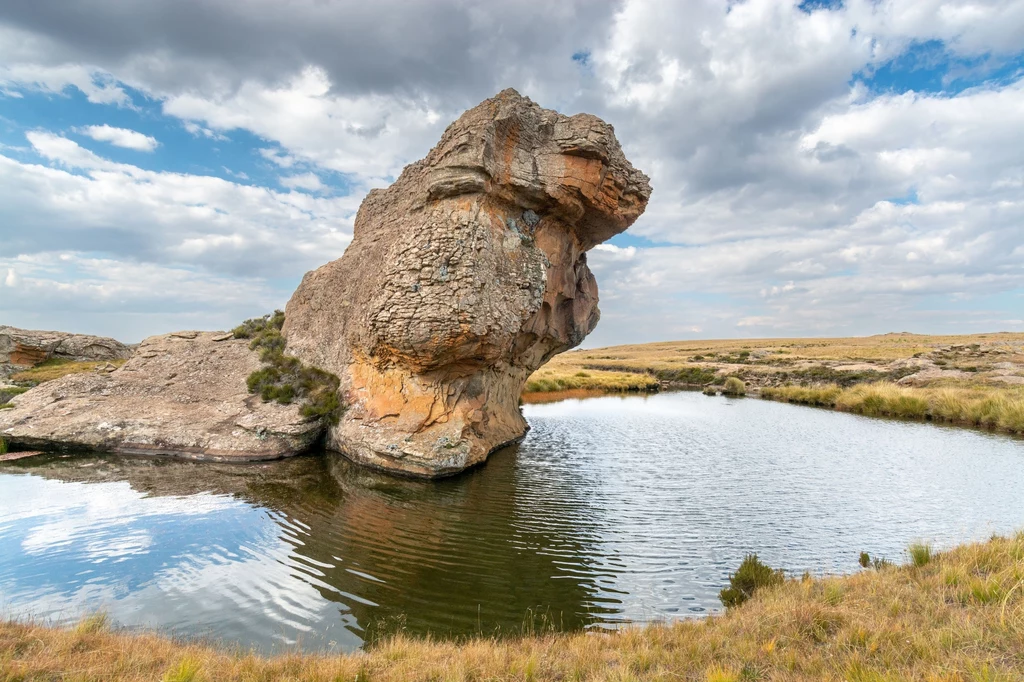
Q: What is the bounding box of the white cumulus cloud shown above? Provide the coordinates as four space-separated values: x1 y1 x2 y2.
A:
77 124 159 151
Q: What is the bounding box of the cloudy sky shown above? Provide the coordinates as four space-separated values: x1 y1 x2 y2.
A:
1 0 1022 346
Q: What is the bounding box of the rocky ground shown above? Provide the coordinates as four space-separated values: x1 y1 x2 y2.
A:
0 331 320 460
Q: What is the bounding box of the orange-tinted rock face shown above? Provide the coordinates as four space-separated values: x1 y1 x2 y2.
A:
284 89 651 477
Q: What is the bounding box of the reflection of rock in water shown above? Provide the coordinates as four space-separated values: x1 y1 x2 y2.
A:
2 450 615 642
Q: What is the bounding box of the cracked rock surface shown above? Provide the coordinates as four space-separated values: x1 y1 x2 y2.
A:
0 332 320 460
284 88 651 477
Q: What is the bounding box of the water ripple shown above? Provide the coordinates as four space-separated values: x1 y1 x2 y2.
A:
1 391 1023 652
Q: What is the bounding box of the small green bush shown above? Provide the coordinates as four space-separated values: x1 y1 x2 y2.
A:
235 311 343 425
655 366 718 385
723 377 746 396
719 554 784 608
0 386 29 405
702 385 718 396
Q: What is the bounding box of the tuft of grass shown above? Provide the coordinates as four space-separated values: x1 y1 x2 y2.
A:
75 612 108 635
858 551 893 571
8 533 1024 679
236 311 344 425
0 437 6 455
0 385 30 405
722 377 746 396
719 554 784 608
760 383 843 407
163 654 204 682
909 542 933 567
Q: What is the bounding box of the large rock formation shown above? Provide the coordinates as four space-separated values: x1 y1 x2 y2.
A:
0 89 649 475
0 332 320 460
0 326 132 378
284 89 650 476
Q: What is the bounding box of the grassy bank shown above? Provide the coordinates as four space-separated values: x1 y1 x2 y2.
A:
524 366 660 393
524 333 1024 436
761 382 1024 435
5 533 1024 680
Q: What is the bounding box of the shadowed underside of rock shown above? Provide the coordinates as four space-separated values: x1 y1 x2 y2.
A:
284 89 651 477
0 332 320 460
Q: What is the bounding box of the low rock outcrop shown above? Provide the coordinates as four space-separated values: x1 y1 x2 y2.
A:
0 326 132 377
284 89 650 476
0 332 319 460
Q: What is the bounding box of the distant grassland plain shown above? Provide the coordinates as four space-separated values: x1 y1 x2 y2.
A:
524 332 1024 435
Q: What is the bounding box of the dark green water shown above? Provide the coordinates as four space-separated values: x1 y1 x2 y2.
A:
2 391 1023 653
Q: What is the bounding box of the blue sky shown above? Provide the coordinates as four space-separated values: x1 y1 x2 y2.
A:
0 0 1022 345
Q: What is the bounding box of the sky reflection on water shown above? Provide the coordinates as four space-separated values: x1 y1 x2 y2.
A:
2 391 1023 653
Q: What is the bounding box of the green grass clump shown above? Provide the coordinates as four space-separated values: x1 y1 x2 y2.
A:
232 309 285 340
236 311 343 425
162 655 203 682
909 543 933 567
722 377 746 396
859 551 893 570
719 554 784 608
0 437 6 455
658 365 719 385
0 386 29 404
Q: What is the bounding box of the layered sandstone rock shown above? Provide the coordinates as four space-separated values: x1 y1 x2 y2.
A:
0 326 132 377
0 332 319 460
284 89 650 477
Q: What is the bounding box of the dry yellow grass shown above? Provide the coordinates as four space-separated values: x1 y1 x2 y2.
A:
762 382 1024 434
5 533 1024 680
535 332 1024 381
10 358 126 383
524 366 659 393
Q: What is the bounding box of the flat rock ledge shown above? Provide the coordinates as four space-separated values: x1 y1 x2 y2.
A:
0 332 320 461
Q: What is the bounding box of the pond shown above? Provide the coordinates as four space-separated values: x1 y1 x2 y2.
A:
1 391 1023 653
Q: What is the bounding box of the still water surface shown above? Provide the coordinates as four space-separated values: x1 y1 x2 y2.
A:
2 391 1023 652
